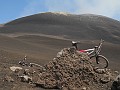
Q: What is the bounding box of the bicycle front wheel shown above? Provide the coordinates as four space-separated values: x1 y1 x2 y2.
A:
90 55 109 69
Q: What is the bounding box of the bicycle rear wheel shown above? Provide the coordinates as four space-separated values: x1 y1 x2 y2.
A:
90 55 109 69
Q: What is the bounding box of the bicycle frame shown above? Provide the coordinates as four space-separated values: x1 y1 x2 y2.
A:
79 39 104 57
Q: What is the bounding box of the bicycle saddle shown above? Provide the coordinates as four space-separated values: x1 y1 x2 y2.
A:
72 41 77 44
95 46 98 48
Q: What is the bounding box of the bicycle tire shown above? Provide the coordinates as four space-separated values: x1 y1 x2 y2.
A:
90 55 109 68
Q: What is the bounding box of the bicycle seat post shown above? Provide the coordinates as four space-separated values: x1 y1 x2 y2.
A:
72 41 78 50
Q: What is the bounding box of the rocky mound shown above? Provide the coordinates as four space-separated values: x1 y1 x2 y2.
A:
2 48 119 90
34 48 116 90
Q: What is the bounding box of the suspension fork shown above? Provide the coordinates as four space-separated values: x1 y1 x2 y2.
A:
95 55 100 64
94 49 100 64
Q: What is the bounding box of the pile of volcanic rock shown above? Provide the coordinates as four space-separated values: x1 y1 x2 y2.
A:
33 47 116 90
7 47 119 90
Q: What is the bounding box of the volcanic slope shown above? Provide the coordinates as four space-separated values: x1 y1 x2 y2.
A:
0 12 119 71
0 12 120 44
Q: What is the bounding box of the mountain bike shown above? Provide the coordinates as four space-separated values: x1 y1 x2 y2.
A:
72 39 109 68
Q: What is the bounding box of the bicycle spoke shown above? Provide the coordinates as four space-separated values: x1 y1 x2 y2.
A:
97 56 107 69
90 55 108 69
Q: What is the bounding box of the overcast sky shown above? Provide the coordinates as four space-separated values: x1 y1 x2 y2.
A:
0 0 120 24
